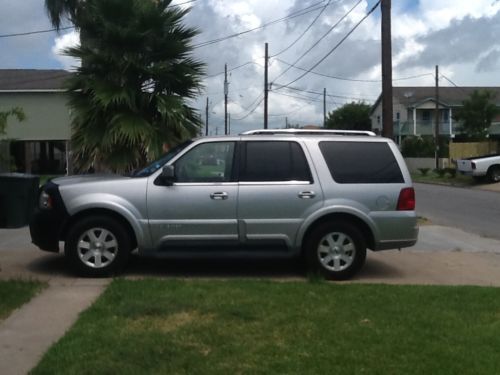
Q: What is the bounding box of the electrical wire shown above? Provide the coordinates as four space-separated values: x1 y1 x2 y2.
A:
206 61 263 78
274 0 381 90
275 84 376 102
193 0 330 48
270 0 333 58
271 0 363 83
0 26 74 38
232 96 265 121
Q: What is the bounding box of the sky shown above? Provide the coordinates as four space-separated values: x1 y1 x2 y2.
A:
1 0 500 134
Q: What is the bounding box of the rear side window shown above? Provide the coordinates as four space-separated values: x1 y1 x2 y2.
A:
319 141 404 183
240 141 311 182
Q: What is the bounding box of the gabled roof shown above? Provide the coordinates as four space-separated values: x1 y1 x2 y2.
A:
371 86 500 114
0 69 71 91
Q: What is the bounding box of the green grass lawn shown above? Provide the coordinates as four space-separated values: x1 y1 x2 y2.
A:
0 280 45 321
411 172 475 186
33 279 500 374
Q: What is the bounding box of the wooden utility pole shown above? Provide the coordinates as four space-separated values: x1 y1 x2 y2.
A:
224 63 228 135
264 43 269 129
323 88 327 127
205 97 209 136
228 113 231 135
381 0 393 138
435 65 440 169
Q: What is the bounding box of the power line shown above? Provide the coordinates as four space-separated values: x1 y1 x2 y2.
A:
0 26 74 39
440 74 470 95
275 85 376 102
193 0 330 48
271 0 363 83
206 61 263 78
269 93 324 117
232 96 265 121
275 0 381 90
270 0 333 58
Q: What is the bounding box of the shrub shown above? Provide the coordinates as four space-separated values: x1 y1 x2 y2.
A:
445 168 457 178
434 168 447 177
418 168 430 176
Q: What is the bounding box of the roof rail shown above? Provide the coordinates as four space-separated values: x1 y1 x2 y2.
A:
240 129 377 136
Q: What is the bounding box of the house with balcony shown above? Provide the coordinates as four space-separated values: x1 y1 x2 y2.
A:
0 69 72 174
370 86 500 140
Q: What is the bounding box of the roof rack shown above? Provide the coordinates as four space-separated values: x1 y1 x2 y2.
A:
240 129 376 136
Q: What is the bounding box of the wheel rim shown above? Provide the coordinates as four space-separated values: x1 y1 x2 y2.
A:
493 169 500 182
317 232 356 272
77 228 118 269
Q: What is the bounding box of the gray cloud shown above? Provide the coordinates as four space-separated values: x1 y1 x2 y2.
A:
476 48 500 72
399 11 500 69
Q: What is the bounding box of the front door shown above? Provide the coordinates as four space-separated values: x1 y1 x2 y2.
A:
147 141 238 251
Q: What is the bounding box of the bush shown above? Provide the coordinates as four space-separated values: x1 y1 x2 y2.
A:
444 168 457 178
401 136 449 158
418 168 430 176
434 168 447 177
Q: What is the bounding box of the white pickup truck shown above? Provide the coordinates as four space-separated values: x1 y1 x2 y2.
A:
457 154 500 182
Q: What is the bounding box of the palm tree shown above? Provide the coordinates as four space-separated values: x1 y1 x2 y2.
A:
46 0 205 172
45 0 82 30
0 107 25 135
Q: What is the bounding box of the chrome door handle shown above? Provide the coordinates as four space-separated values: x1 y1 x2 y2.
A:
298 191 316 199
210 192 228 200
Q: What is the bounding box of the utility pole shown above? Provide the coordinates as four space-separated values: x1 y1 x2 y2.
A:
285 116 288 128
435 65 440 169
381 0 393 138
228 113 231 135
323 88 327 127
264 42 269 129
205 97 209 136
224 63 228 135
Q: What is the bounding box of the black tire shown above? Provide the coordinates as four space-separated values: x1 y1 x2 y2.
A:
64 215 132 277
304 221 367 281
487 166 500 183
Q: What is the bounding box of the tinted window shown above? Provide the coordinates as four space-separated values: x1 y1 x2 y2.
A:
240 141 311 182
319 141 404 184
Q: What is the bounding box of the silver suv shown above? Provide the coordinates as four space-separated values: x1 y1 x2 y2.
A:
30 129 418 279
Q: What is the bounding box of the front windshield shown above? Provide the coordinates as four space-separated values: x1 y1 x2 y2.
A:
132 140 193 177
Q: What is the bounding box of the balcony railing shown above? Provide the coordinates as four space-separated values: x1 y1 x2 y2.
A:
393 121 461 136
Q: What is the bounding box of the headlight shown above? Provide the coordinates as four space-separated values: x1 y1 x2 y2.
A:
39 191 53 210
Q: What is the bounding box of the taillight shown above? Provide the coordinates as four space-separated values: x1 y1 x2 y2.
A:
471 162 476 170
397 187 415 211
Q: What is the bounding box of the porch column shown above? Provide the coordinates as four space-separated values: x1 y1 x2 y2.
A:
449 108 453 136
413 108 417 135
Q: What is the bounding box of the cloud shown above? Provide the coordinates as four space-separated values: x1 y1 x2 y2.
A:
476 49 500 73
51 30 80 70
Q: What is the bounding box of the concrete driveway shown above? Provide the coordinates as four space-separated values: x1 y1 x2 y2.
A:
1 224 500 375
1 225 500 286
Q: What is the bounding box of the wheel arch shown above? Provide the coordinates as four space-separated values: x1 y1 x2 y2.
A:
60 208 138 250
300 212 375 253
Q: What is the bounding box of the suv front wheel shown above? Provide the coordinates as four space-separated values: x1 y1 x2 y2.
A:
65 215 131 277
305 221 367 280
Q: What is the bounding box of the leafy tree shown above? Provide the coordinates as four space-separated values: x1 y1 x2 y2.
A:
325 102 372 131
453 89 499 140
0 107 25 135
45 0 205 172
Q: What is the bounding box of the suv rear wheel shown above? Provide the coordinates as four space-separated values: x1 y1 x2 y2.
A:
65 215 131 277
487 165 500 183
305 221 366 280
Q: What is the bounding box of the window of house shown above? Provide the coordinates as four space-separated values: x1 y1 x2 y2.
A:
422 110 431 121
240 141 312 182
319 141 404 184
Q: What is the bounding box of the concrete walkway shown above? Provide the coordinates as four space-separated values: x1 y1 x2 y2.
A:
0 278 108 375
1 224 500 374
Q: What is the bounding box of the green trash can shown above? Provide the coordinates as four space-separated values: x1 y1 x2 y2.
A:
0 173 40 228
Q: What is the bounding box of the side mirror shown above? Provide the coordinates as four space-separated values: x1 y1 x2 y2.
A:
159 165 175 186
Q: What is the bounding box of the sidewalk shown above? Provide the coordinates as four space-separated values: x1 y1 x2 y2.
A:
1 225 500 374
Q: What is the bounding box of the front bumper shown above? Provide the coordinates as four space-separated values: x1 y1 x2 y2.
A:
29 182 69 253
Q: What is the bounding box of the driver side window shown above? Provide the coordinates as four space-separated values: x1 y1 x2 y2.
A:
174 142 235 183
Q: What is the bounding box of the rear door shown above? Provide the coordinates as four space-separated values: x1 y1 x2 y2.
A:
237 140 323 250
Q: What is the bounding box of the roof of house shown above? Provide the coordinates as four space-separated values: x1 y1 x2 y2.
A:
371 86 500 114
0 69 71 91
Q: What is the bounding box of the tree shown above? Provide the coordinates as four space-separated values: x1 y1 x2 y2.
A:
453 89 499 140
45 0 81 29
0 107 25 136
45 0 205 172
325 102 371 131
